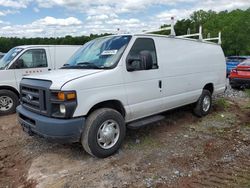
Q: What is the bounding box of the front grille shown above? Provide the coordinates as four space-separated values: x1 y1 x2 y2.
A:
20 79 52 116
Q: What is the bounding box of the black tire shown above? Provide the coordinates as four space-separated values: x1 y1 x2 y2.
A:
0 90 19 116
81 108 126 158
193 89 212 117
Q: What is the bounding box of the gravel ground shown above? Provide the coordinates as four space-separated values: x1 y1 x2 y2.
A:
0 85 249 188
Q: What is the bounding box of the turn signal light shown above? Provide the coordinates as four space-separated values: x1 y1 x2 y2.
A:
66 92 76 100
57 91 76 101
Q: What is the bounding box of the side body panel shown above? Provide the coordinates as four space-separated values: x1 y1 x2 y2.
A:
155 37 226 111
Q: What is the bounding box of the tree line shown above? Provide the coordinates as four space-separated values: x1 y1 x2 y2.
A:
0 8 250 56
0 34 109 53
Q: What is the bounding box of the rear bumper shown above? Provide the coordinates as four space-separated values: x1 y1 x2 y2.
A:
17 105 85 143
229 78 250 87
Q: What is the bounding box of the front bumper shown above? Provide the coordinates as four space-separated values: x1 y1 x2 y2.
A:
229 78 250 87
17 105 85 143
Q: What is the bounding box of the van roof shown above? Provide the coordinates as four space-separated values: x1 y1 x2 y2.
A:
103 33 221 46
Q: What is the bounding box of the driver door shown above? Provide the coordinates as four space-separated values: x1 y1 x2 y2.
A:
13 49 50 88
123 38 163 121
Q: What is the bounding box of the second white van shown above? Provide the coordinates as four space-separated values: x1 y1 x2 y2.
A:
0 45 81 115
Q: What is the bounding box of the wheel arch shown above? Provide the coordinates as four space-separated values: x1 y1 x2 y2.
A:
87 100 126 118
0 86 19 97
203 83 214 94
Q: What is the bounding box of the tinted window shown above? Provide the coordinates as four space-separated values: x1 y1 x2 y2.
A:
17 49 47 69
127 38 158 69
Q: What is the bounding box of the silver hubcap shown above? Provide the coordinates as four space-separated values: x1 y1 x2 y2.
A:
97 120 120 149
0 96 13 112
202 96 211 112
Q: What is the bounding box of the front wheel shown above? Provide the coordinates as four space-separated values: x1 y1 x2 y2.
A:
193 90 212 117
0 90 19 116
81 108 126 158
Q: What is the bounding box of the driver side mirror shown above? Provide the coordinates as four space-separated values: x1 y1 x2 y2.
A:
13 59 24 69
126 51 153 72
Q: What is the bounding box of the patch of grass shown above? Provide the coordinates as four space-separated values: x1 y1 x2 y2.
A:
214 98 230 110
244 89 250 98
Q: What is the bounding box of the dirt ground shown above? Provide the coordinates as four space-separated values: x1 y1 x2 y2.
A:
0 89 250 188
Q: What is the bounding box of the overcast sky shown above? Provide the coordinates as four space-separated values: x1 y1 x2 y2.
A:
0 0 249 38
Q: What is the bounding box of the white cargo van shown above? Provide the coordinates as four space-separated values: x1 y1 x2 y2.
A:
17 32 226 158
0 45 81 115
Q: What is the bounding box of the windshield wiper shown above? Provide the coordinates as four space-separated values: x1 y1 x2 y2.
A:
61 62 111 70
76 62 100 69
62 62 102 69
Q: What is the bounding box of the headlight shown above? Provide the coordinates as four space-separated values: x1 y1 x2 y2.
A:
51 90 77 119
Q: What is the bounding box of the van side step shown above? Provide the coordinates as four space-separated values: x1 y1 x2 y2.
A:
127 115 165 129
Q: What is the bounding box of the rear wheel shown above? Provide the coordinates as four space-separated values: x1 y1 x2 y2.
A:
0 90 19 116
82 108 126 158
193 89 212 117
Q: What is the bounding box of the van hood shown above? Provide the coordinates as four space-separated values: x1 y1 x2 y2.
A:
24 69 104 89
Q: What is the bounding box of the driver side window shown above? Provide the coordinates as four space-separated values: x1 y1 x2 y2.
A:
127 38 158 70
17 49 47 69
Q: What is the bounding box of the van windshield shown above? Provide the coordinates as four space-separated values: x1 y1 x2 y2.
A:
62 35 132 69
0 48 23 70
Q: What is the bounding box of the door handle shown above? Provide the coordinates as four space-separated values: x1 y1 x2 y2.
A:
48 68 51 71
158 80 162 89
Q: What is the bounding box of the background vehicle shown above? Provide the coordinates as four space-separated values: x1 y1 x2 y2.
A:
226 56 249 76
17 28 226 158
0 45 81 115
0 52 5 59
229 59 250 89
